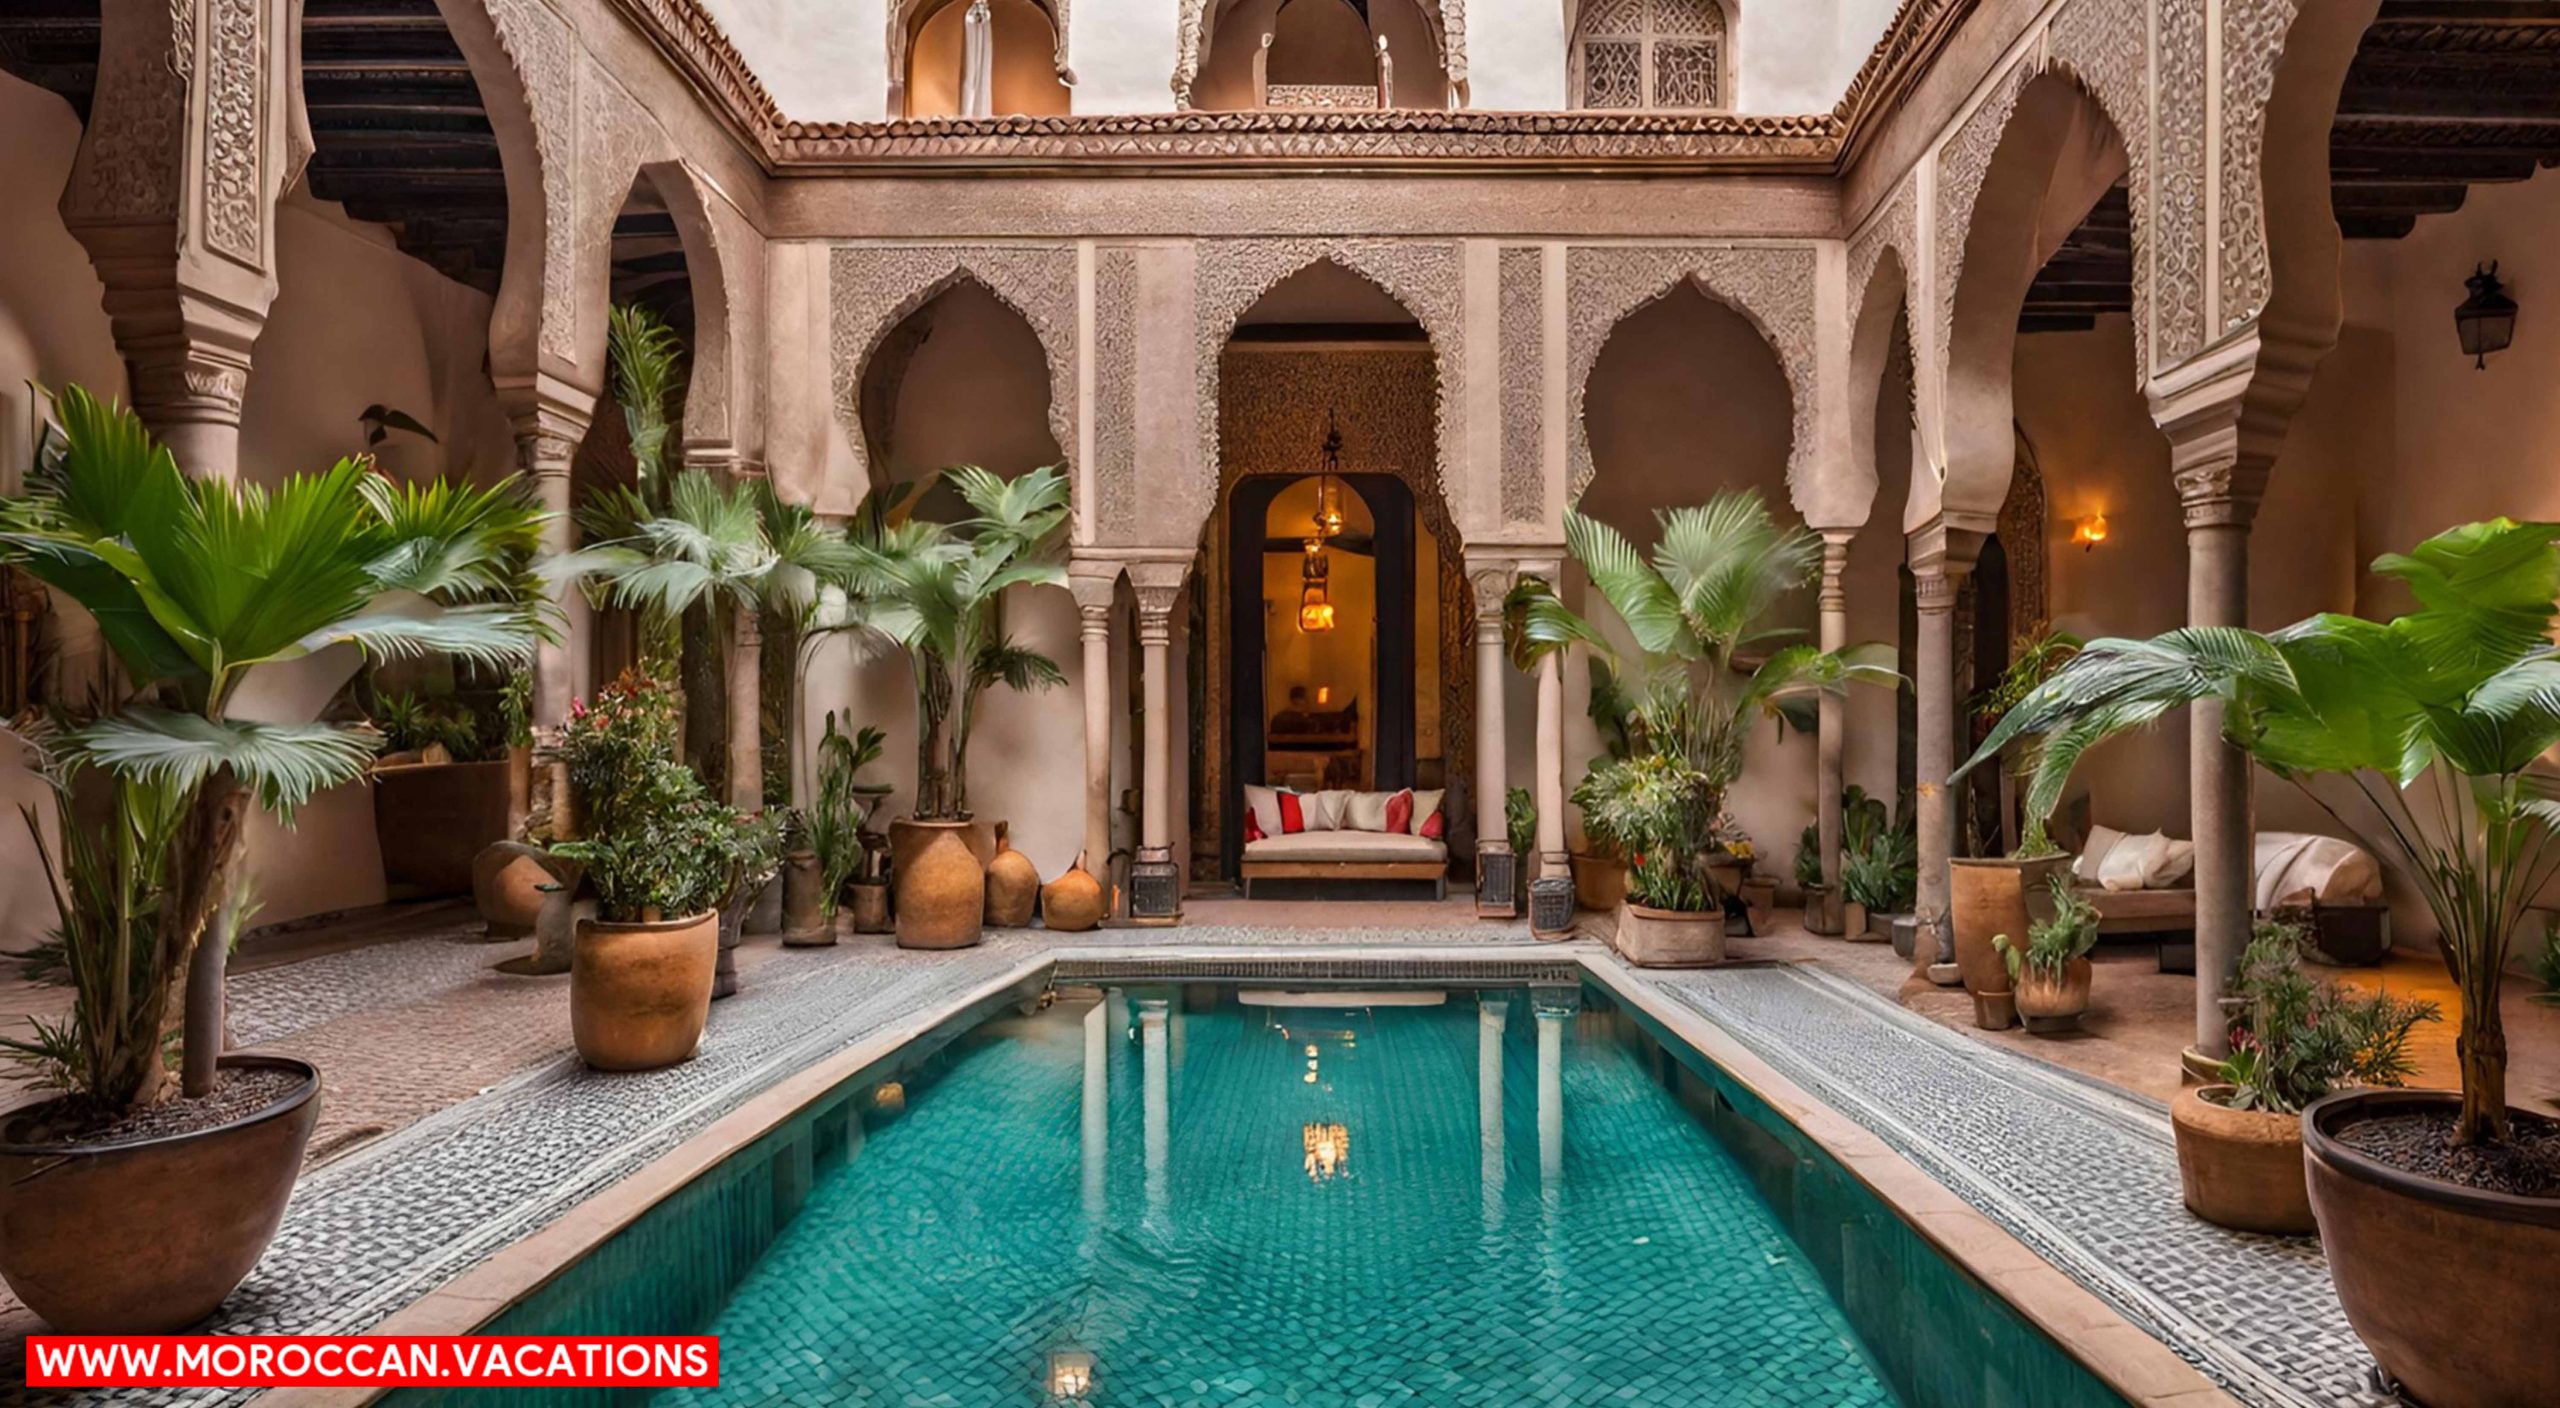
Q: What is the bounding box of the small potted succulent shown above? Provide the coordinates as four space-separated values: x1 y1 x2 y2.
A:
2174 923 2435 1234
1991 875 2100 1034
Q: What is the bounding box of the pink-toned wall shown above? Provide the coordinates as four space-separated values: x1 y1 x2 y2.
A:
0 75 519 941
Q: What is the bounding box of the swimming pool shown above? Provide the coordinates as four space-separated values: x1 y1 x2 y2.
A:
392 977 2129 1407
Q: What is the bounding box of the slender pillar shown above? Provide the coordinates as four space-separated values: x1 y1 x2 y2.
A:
512 410 589 737
1478 996 1509 1230
1069 567 1120 887
1534 997 1567 1190
1529 561 1568 879
2184 502 2259 1061
1138 997 1170 1220
1468 560 1516 916
1911 541 1975 978
1813 532 1854 934
727 603 763 810
1129 571 1184 924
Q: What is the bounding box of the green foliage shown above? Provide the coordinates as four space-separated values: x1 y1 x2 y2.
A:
1994 875 2101 982
1793 822 1824 889
607 304 685 502
1840 817 1917 914
369 689 488 760
2531 915 2560 1004
1505 786 1536 862
834 465 1070 820
807 712 887 916
498 672 533 750
2215 921 2438 1115
550 672 744 921
1572 751 1718 912
1955 517 2560 1145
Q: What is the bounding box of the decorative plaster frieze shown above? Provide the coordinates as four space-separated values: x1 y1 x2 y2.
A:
1930 65 2027 367
1563 244 1821 504
1497 248 1543 526
486 0 580 364
199 0 264 264
827 244 1081 490
1847 176 1918 320
1093 248 1140 534
2219 0 2295 333
2047 0 2153 373
2153 0 2209 367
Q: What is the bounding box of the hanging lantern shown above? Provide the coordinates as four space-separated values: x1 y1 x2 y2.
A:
1298 538 1335 633
2455 262 2517 370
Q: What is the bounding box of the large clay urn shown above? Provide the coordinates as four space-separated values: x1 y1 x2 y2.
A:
470 840 561 939
1042 854 1106 932
2303 1090 2560 1408
1949 855 2071 1030
0 1054 320 1332
1571 852 1628 913
2172 1086 2313 1235
781 849 831 947
571 910 718 1070
891 817 987 949
984 823 1040 928
1611 903 1726 967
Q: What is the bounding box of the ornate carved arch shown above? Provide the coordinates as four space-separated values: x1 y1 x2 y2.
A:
1563 243 1820 505
886 0 1074 115
444 0 574 369
639 160 736 457
1174 0 1464 108
827 244 1080 492
1192 240 1465 524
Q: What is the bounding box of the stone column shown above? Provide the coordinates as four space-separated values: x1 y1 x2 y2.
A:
1534 994 1568 1188
1479 995 1508 1230
1525 559 1568 879
1909 528 1980 978
1129 568 1185 924
1812 531 1854 934
727 604 762 811
510 403 590 736
1138 996 1169 1220
1467 558 1516 916
2180 491 2260 1063
1069 564 1121 887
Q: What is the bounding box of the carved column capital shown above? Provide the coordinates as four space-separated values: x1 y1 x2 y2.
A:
1817 532 1853 614
1067 559 1123 632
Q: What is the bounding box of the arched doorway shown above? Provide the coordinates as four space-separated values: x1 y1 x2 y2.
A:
1192 262 1471 884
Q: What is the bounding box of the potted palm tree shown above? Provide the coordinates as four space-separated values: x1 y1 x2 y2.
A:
836 465 1070 949
1951 630 2085 1030
1963 518 2560 1407
0 389 539 1331
1520 491 1896 968
2175 921 2435 1234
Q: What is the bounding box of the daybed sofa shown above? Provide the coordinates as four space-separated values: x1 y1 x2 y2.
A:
1240 785 1450 898
2069 822 2390 965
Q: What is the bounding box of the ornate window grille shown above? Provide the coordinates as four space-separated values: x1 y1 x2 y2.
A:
1572 0 1726 110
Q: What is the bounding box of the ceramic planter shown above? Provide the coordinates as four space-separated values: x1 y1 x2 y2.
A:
1802 882 1842 936
847 880 892 934
2172 1086 2313 1234
781 849 831 946
1949 855 2072 1030
373 758 513 899
0 1054 320 1332
891 818 986 949
1737 878 1776 932
984 824 1039 928
571 910 718 1071
1041 856 1106 932
470 840 561 939
1842 900 1868 938
2012 957 2092 1034
1570 852 1629 913
1612 903 1726 967
2304 1089 2560 1408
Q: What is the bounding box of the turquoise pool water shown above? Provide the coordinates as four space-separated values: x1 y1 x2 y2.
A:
395 981 2127 1408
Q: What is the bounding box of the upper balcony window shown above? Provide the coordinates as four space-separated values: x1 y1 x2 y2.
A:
1190 0 1451 111
898 0 1071 118
1571 0 1729 111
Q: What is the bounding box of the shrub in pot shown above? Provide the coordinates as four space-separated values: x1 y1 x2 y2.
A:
834 466 1070 949
1991 875 2100 1034
788 713 885 945
551 676 742 1070
0 389 540 1329
1965 518 2560 1407
2174 922 2436 1234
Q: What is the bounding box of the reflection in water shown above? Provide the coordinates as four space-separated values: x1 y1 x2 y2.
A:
1080 1000 1107 1227
1478 996 1508 1234
1303 1121 1350 1181
1138 998 1169 1223
1535 997 1569 1193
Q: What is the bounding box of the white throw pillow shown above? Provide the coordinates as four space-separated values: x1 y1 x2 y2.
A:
1243 784 1284 839
1313 790 1356 833
2147 837 2196 889
1342 790 1398 833
2097 832 2167 892
2074 825 2128 884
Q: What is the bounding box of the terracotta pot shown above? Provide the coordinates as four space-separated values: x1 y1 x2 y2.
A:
2173 1086 2313 1235
984 825 1040 928
1842 900 1868 939
781 849 831 947
0 1054 319 1332
1949 855 2072 1031
890 818 986 950
848 881 892 934
1867 909 1902 943
1612 902 1726 967
470 840 561 938
1802 882 1843 936
1571 852 1629 913
1041 855 1106 933
571 910 718 1071
2012 956 2092 1033
373 758 513 899
2304 1090 2560 1408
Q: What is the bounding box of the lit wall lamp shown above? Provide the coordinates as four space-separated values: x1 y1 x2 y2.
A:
2071 513 2110 552
2456 262 2517 370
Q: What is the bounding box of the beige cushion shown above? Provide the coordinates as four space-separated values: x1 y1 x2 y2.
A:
1243 831 1449 864
1341 789 1400 833
1315 790 1357 832
2097 832 2165 892
1410 787 1447 836
2149 837 2196 888
2074 825 2128 884
1244 785 1336 835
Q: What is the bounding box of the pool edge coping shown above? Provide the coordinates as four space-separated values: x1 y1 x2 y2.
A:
251 943 2240 1408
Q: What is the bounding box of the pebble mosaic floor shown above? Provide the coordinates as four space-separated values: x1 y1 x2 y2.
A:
0 916 2388 1406
670 995 1898 1408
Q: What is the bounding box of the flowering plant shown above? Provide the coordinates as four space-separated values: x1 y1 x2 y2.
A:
2215 921 2437 1115
552 670 746 922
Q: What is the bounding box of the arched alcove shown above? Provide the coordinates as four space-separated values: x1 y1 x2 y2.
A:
904 0 1071 117
1191 0 1449 110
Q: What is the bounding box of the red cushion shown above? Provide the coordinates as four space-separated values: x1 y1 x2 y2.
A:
1245 809 1265 842
1419 800 1445 840
1279 791 1307 834
1384 789 1413 835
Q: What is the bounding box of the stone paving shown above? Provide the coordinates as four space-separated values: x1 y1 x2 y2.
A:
0 906 2389 1406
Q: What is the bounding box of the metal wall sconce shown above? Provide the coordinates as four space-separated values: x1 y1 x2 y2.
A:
2071 513 2110 552
2456 262 2517 370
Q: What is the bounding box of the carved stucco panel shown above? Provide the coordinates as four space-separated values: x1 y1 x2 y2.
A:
486 0 579 364
1564 244 1820 504
2154 0 2208 366
827 244 1081 489
2219 0 2295 332
199 0 263 264
68 0 186 223
1094 248 1140 532
1847 176 1918 321
1497 247 1542 524
2047 0 2152 373
1193 240 1464 518
1931 64 2028 367
1173 0 1462 107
